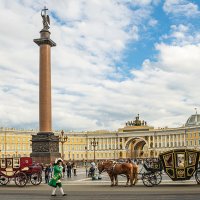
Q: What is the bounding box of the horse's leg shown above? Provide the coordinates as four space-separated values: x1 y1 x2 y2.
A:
126 175 130 186
130 176 133 186
114 175 118 186
133 168 138 185
108 173 114 186
130 168 133 186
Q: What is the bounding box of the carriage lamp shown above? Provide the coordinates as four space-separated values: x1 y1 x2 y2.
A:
59 130 68 160
90 137 98 162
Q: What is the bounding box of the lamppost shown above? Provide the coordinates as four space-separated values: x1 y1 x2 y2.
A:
4 129 7 157
90 137 98 162
114 133 119 160
85 146 88 162
59 130 68 160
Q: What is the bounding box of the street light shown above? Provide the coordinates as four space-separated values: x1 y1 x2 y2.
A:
59 130 68 160
114 133 118 160
90 137 98 162
4 129 7 158
85 146 88 162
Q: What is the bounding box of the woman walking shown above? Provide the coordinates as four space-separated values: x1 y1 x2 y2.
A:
48 158 67 196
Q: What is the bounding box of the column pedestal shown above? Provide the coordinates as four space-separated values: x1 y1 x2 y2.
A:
30 132 60 164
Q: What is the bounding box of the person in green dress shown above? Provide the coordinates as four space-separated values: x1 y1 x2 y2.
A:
48 158 66 196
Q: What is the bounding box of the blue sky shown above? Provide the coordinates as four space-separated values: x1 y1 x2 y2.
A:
0 0 200 131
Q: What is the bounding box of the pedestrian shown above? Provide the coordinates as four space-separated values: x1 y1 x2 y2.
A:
45 165 51 184
62 163 66 178
50 163 53 178
73 163 77 176
67 162 72 178
48 158 67 196
85 165 88 177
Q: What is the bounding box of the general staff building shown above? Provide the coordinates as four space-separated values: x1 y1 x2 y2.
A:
0 114 200 161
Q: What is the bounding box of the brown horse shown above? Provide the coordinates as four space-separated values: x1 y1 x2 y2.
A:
98 160 138 186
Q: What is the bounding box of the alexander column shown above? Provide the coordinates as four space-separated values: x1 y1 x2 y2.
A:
31 7 61 164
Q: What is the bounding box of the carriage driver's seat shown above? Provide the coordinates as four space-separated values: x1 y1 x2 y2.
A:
5 168 15 176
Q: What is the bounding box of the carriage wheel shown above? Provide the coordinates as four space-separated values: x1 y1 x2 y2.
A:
142 173 154 187
0 175 9 185
30 173 42 185
14 172 28 187
149 172 162 186
195 168 200 184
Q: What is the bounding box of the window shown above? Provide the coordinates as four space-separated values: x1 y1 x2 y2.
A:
188 153 197 166
176 153 185 168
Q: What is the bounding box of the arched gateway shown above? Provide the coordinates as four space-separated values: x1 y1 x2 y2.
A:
125 137 149 159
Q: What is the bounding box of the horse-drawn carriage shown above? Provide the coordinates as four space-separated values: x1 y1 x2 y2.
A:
142 148 200 187
0 157 42 187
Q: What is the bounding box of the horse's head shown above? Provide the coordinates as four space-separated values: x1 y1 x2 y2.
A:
98 160 114 174
97 161 105 174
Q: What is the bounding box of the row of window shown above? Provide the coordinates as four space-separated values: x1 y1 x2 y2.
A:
186 133 200 138
65 152 118 159
62 144 120 151
0 136 31 143
0 144 30 151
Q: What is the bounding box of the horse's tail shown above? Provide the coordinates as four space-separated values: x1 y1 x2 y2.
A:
129 164 133 186
132 164 138 185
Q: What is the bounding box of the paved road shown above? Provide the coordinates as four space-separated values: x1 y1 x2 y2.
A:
1 167 200 200
1 184 200 200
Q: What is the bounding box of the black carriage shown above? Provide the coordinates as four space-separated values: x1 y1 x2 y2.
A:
0 157 42 187
142 149 200 187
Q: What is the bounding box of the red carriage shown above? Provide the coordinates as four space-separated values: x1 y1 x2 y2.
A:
0 157 42 187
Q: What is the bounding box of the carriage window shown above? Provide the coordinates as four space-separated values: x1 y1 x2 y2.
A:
6 158 13 168
188 153 196 166
163 153 173 167
176 153 185 168
0 159 6 168
13 158 20 168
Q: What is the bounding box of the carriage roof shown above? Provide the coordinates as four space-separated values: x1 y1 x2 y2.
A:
0 157 33 170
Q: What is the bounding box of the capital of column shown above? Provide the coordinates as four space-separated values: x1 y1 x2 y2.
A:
34 30 56 47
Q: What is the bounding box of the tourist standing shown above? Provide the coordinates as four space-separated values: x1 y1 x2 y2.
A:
73 163 77 176
45 165 51 184
62 163 66 178
67 162 72 178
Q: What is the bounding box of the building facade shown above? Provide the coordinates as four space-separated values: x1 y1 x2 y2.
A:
0 114 200 162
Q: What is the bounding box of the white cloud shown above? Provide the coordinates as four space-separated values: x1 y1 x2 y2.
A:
148 18 158 27
129 0 160 7
161 24 200 45
163 0 200 17
0 0 199 132
0 0 156 131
